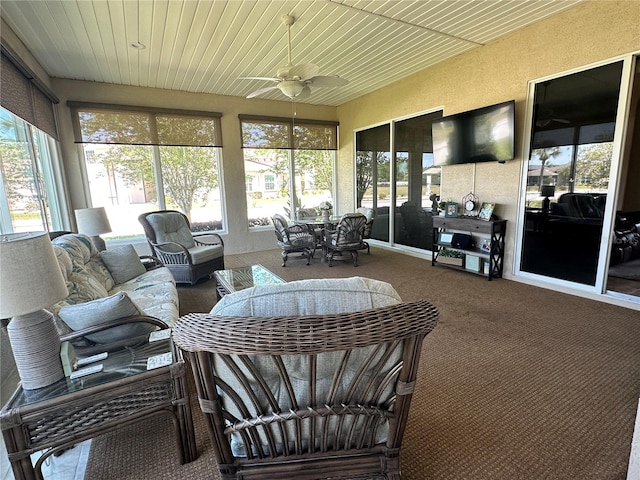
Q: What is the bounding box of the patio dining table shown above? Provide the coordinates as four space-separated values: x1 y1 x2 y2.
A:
295 215 341 228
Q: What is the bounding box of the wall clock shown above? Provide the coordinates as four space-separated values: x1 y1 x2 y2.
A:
462 192 479 217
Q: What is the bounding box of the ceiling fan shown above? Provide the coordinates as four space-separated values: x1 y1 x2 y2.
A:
240 14 348 100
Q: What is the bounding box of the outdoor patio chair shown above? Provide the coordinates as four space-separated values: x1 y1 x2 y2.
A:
172 277 440 480
271 214 317 266
138 210 224 285
322 212 367 266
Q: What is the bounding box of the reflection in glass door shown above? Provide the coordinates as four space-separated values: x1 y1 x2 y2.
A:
520 61 623 286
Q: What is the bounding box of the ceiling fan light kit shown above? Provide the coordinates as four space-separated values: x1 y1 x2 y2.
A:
279 80 305 98
241 14 348 100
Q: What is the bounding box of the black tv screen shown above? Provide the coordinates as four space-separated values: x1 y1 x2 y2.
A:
432 100 515 166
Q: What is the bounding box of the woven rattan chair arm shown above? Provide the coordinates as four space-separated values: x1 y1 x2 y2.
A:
173 300 438 355
224 404 394 434
59 315 167 342
153 241 192 263
194 232 224 247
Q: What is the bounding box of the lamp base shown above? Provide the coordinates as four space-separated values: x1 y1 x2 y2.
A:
7 310 65 390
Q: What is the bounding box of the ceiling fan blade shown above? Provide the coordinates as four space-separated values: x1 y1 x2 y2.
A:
287 63 320 81
246 86 278 98
306 75 349 88
239 76 280 82
296 85 311 100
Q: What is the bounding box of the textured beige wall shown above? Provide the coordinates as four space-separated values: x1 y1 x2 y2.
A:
51 79 337 254
336 0 640 278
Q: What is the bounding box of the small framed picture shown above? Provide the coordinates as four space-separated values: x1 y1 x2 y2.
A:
480 238 491 253
478 202 495 221
438 232 454 246
445 202 458 218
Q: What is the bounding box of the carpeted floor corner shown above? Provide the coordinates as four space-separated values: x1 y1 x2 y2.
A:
85 247 640 479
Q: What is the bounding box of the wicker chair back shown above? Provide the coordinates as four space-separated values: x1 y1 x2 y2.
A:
322 213 368 266
173 299 439 480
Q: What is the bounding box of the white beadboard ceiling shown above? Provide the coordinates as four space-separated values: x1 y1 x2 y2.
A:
0 0 583 106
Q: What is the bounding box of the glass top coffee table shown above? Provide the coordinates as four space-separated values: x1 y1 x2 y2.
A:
214 264 285 299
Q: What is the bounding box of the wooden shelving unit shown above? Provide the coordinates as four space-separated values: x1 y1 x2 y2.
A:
432 216 507 280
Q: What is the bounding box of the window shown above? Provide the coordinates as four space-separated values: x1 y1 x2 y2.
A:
0 108 64 233
240 115 337 227
264 174 275 191
69 103 224 240
0 51 65 234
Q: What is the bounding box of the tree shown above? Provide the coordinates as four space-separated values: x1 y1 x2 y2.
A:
0 117 39 211
576 143 613 189
531 146 562 188
356 150 390 206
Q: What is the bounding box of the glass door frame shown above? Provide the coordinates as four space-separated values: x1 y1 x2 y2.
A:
514 55 636 296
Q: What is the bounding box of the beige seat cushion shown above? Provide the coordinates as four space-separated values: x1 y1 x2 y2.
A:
210 276 401 316
188 244 224 264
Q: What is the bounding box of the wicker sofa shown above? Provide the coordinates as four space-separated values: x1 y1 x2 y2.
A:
46 233 179 339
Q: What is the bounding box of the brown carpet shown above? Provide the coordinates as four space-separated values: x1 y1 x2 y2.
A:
85 247 640 479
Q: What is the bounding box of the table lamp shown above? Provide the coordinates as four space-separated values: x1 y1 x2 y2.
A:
0 232 69 390
75 207 112 251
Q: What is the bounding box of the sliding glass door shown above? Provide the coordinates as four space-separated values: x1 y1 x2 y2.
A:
355 111 442 249
518 60 627 287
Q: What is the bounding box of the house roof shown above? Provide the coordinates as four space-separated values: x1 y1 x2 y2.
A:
0 0 582 106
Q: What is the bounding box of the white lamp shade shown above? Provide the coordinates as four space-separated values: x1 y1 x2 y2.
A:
75 207 112 236
0 232 69 318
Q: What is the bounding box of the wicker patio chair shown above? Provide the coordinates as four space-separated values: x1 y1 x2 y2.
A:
322 212 368 266
138 210 224 285
272 213 317 266
173 278 439 480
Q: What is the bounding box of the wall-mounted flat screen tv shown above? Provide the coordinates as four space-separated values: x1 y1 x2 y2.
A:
432 100 515 166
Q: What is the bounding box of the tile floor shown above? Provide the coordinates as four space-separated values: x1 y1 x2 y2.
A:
0 437 90 480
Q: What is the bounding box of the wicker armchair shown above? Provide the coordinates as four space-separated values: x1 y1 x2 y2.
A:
173 278 439 480
138 210 224 285
272 214 317 266
322 212 368 266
